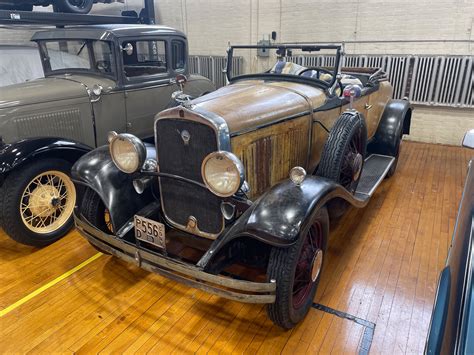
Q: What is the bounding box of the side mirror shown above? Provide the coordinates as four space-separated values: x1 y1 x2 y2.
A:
121 43 134 56
462 129 474 149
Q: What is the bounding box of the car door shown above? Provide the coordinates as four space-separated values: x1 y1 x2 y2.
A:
120 38 178 141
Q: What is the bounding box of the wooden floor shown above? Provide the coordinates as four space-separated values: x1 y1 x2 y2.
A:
0 141 472 354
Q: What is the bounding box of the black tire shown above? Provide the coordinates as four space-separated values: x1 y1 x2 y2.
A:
80 188 114 234
267 208 329 329
317 112 368 193
1 159 75 247
55 0 93 13
80 188 113 254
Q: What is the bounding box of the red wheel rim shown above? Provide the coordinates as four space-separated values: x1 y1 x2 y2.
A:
292 222 323 309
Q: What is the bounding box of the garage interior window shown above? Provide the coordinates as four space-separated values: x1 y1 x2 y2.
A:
172 40 186 70
122 40 167 78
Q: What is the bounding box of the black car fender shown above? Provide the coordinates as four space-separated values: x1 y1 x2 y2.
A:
71 144 156 232
367 99 412 157
0 137 92 185
197 175 366 270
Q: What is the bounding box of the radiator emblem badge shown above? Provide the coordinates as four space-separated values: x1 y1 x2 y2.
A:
180 130 191 145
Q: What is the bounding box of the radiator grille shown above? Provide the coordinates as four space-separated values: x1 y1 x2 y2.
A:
155 118 223 236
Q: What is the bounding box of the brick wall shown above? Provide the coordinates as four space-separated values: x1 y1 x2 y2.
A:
0 0 472 145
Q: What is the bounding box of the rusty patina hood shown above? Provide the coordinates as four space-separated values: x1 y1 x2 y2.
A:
164 79 327 135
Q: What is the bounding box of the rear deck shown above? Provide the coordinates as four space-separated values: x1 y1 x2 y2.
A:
0 141 471 354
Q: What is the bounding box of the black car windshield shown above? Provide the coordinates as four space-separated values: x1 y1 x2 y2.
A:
39 40 115 77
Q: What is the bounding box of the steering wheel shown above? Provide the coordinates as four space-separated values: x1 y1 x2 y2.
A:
96 60 111 73
298 67 343 94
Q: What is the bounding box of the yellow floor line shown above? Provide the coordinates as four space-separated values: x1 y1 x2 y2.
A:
0 252 103 318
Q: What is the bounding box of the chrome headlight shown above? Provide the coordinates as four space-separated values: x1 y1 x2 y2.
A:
108 132 146 174
201 151 244 197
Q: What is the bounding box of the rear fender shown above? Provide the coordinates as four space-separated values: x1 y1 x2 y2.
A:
367 99 412 156
71 144 156 231
197 176 363 270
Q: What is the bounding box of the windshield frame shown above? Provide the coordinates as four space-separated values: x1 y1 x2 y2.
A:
226 43 344 92
37 39 118 81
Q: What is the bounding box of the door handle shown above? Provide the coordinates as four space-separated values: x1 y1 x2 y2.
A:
365 104 373 110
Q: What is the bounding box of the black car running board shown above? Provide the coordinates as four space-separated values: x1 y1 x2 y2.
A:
354 154 395 200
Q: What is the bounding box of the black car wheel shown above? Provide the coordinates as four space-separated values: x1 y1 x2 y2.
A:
266 207 329 329
80 188 113 234
55 0 93 13
80 188 113 254
317 112 368 193
1 159 75 247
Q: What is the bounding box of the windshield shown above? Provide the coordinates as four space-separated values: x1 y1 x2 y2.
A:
226 44 343 90
39 40 115 77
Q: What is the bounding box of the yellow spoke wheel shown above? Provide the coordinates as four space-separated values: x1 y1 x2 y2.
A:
20 170 76 234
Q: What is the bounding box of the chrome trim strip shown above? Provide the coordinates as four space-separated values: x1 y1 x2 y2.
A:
191 105 232 151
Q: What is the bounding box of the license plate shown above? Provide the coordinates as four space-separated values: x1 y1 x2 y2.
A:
134 215 166 250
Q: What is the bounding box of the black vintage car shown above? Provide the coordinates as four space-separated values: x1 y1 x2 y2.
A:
425 130 474 354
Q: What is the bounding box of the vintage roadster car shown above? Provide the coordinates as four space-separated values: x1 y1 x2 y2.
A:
0 0 123 13
73 44 412 328
0 24 214 247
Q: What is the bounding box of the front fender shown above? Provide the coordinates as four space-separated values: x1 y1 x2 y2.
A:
71 145 155 231
0 137 91 181
197 176 364 269
367 99 412 156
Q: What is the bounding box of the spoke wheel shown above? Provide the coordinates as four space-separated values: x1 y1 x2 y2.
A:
292 222 324 309
267 208 329 329
20 171 76 234
1 159 75 247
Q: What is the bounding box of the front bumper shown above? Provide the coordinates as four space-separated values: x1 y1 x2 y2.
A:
74 213 276 304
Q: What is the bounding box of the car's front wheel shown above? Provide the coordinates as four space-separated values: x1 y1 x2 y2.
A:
80 188 113 254
266 207 329 329
54 0 93 13
1 159 76 247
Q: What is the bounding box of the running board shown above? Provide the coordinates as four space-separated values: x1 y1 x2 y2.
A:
354 154 395 199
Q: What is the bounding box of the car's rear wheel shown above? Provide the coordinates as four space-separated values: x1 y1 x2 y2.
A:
80 188 113 254
266 207 329 329
317 112 367 193
1 159 75 247
55 0 93 13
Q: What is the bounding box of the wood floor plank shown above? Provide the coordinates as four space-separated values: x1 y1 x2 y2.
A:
0 141 470 354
